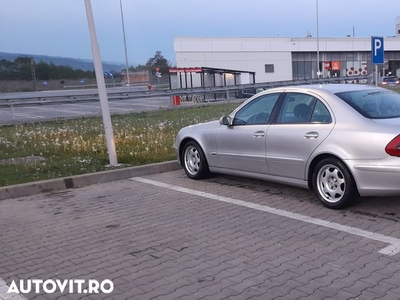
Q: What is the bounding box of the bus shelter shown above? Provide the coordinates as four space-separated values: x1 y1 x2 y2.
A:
168 67 256 89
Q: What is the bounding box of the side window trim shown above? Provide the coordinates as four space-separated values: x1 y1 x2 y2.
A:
274 92 332 124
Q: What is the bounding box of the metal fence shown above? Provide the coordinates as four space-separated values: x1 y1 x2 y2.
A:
0 75 370 109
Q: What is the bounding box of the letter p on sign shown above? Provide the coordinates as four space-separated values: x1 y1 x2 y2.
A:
372 36 384 64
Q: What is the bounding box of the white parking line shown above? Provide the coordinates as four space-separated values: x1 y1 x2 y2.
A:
131 177 400 256
28 106 92 115
12 113 45 119
52 109 89 115
0 278 28 300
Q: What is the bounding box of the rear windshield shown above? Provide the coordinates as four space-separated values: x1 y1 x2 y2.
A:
335 89 400 119
384 77 397 82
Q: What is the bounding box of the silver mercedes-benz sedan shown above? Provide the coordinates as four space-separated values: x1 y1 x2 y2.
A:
174 84 400 209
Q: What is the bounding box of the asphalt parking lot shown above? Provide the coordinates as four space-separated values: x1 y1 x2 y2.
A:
0 96 175 125
1 168 400 300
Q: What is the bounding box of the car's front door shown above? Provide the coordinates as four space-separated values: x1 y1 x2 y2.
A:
266 92 335 180
216 93 280 174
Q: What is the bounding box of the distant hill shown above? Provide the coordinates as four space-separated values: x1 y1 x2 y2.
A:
0 52 126 72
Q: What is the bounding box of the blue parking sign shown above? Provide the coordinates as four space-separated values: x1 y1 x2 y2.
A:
371 36 384 65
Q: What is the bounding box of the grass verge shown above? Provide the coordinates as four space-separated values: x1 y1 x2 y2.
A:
0 102 241 186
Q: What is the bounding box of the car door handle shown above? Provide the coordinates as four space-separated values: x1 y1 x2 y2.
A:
304 131 319 139
253 131 265 138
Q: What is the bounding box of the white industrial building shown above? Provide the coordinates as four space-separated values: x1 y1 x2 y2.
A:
172 16 400 87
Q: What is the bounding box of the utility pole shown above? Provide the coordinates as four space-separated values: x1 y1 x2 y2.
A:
31 58 37 91
316 0 321 78
84 0 118 166
120 0 131 90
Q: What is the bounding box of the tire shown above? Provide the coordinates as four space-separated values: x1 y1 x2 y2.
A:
312 158 358 209
182 141 210 180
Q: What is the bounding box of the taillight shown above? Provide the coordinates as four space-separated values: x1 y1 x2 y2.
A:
386 135 400 156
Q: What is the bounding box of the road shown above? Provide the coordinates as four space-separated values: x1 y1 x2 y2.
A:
0 87 177 125
0 95 180 125
0 86 149 99
0 88 237 125
1 169 400 299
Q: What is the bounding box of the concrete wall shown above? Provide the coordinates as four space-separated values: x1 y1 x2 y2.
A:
174 36 400 83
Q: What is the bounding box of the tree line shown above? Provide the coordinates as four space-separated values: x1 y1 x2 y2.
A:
0 51 173 81
0 57 95 81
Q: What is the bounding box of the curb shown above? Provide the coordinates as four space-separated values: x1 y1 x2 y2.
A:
0 160 181 201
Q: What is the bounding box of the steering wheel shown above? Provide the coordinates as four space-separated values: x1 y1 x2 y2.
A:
249 112 270 124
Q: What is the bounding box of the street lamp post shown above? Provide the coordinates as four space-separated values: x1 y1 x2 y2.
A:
120 0 130 91
84 0 118 166
316 0 321 78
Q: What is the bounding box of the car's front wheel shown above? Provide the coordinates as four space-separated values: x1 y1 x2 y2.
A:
182 141 210 179
313 158 358 209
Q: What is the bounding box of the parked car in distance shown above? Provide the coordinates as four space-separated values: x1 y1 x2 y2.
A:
175 84 400 209
237 87 265 99
379 76 399 86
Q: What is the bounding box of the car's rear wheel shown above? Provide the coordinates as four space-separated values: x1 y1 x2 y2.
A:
182 141 210 179
313 158 358 209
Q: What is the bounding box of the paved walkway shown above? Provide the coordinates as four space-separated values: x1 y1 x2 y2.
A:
0 278 27 300
1 170 400 299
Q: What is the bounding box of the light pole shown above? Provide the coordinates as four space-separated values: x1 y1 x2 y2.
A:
84 0 118 166
316 0 321 78
120 0 130 90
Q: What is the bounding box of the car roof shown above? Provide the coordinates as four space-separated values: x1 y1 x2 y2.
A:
268 83 379 94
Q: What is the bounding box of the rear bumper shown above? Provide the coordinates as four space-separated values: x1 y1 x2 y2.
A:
352 163 400 196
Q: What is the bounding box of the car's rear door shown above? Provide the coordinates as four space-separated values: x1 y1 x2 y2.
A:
266 92 335 180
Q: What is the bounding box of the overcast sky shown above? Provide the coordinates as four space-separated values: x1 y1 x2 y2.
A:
1 0 399 66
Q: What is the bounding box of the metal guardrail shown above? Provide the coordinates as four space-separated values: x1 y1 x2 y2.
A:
0 89 168 108
0 76 370 108
171 75 371 103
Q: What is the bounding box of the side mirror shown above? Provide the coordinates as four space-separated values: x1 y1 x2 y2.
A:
219 116 232 126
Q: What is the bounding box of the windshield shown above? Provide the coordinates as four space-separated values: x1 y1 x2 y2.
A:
383 77 397 82
335 89 400 119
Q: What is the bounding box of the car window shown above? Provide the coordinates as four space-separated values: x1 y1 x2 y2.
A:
233 93 280 125
383 76 397 82
311 101 332 123
276 93 331 124
336 89 400 119
277 93 316 123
